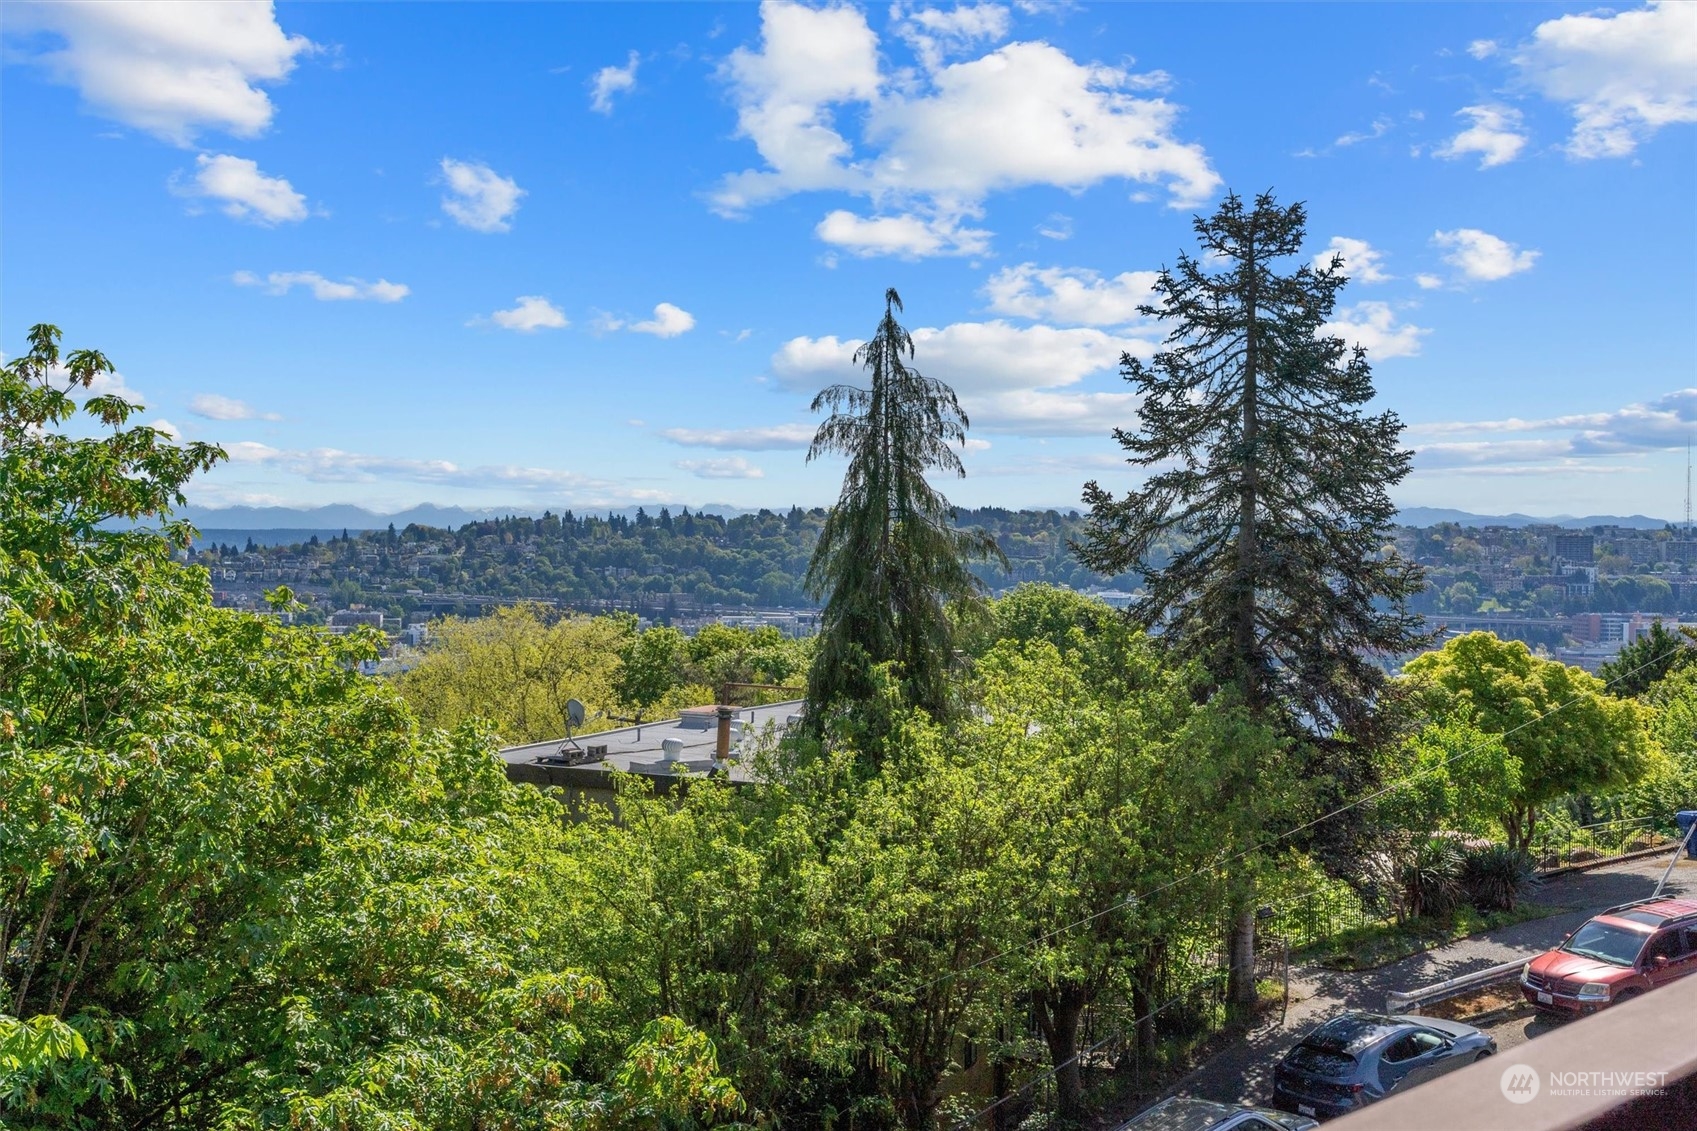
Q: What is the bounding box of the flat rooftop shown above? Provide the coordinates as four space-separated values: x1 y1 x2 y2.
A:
499 699 804 789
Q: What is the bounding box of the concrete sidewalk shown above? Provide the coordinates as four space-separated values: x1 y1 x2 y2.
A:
1130 854 1697 1116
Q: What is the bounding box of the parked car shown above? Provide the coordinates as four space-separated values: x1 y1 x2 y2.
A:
1270 1012 1494 1120
1117 1097 1317 1131
1521 896 1697 1017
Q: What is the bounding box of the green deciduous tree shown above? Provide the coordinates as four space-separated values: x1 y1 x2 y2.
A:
1076 191 1427 1004
2 324 737 1129
1404 632 1656 849
803 288 1003 742
395 603 632 743
972 625 1283 1116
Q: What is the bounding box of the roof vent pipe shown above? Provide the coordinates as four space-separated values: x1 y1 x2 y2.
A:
716 705 734 766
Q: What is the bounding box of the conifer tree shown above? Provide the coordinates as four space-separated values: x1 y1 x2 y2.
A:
803 288 1002 739
1077 191 1426 1004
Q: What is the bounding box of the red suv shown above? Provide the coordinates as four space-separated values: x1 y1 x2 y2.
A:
1521 897 1697 1016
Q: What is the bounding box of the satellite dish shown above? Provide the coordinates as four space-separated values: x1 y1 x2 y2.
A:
661 738 684 759
556 698 590 762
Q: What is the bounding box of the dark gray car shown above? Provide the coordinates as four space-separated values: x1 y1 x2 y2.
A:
1117 1097 1318 1131
1270 1012 1495 1120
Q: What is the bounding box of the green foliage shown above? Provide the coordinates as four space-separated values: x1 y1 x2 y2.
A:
1076 191 1426 745
557 589 1288 1126
804 288 1005 740
1398 838 1466 921
1371 716 1522 842
1460 845 1535 913
395 608 811 743
616 623 691 709
1404 632 1657 848
394 603 633 743
1 324 736 1129
1598 620 1697 698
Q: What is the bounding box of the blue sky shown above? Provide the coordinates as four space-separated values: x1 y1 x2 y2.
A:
5 1 1695 517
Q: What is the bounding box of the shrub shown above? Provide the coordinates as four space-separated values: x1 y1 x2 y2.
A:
1399 837 1465 920
1462 844 1535 912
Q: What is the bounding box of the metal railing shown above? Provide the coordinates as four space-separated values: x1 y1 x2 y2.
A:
1532 815 1671 872
1384 958 1526 1015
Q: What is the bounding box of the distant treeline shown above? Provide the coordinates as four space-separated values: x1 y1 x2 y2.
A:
193 505 1152 622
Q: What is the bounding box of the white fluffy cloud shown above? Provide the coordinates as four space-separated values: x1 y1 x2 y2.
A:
1433 228 1539 281
233 270 408 302
713 1 1218 256
630 303 697 338
487 296 568 332
1312 237 1391 284
1467 39 1499 60
661 423 816 450
598 303 697 337
189 393 282 421
590 50 639 114
816 209 991 258
1433 104 1528 169
46 361 144 404
983 263 1158 325
8 0 313 144
772 319 1152 435
1320 302 1428 360
676 456 765 479
893 2 1011 71
439 158 525 232
1515 1 1697 159
179 153 306 224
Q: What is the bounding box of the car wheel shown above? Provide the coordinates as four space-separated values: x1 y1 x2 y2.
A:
1614 989 1643 1005
1474 1050 1494 1062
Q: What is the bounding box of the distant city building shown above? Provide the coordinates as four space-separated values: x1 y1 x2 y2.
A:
1549 533 1595 562
330 609 385 629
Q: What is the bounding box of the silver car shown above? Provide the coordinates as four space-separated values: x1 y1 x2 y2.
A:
1118 1096 1319 1131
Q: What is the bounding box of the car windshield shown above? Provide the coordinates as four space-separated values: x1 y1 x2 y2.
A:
1285 1044 1357 1078
1562 920 1648 966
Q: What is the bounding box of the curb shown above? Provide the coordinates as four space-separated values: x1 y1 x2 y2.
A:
1535 843 1684 880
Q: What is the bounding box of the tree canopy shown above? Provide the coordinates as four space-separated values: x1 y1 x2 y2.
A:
1404 631 1656 849
1077 190 1426 744
1596 620 1697 698
1 324 737 1129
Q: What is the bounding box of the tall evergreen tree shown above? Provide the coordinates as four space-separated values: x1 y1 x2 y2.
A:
1076 191 1426 1004
803 288 1002 738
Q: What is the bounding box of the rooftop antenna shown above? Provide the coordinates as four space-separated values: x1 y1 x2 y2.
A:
1686 436 1692 539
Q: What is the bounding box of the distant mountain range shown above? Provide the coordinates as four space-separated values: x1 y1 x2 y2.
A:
165 502 1677 538
1394 507 1674 530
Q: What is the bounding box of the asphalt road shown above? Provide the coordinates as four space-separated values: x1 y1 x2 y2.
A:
1142 854 1697 1115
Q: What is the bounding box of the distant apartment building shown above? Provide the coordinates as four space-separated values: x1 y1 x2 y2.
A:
329 608 385 629
1549 533 1595 562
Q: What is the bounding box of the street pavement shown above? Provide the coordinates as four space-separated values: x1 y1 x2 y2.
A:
1135 854 1697 1116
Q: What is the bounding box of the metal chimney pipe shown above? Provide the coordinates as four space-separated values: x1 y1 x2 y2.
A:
715 704 734 764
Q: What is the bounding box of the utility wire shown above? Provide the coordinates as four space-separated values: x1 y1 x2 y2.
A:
940 638 1687 1130
911 639 1684 993
708 639 1685 1114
